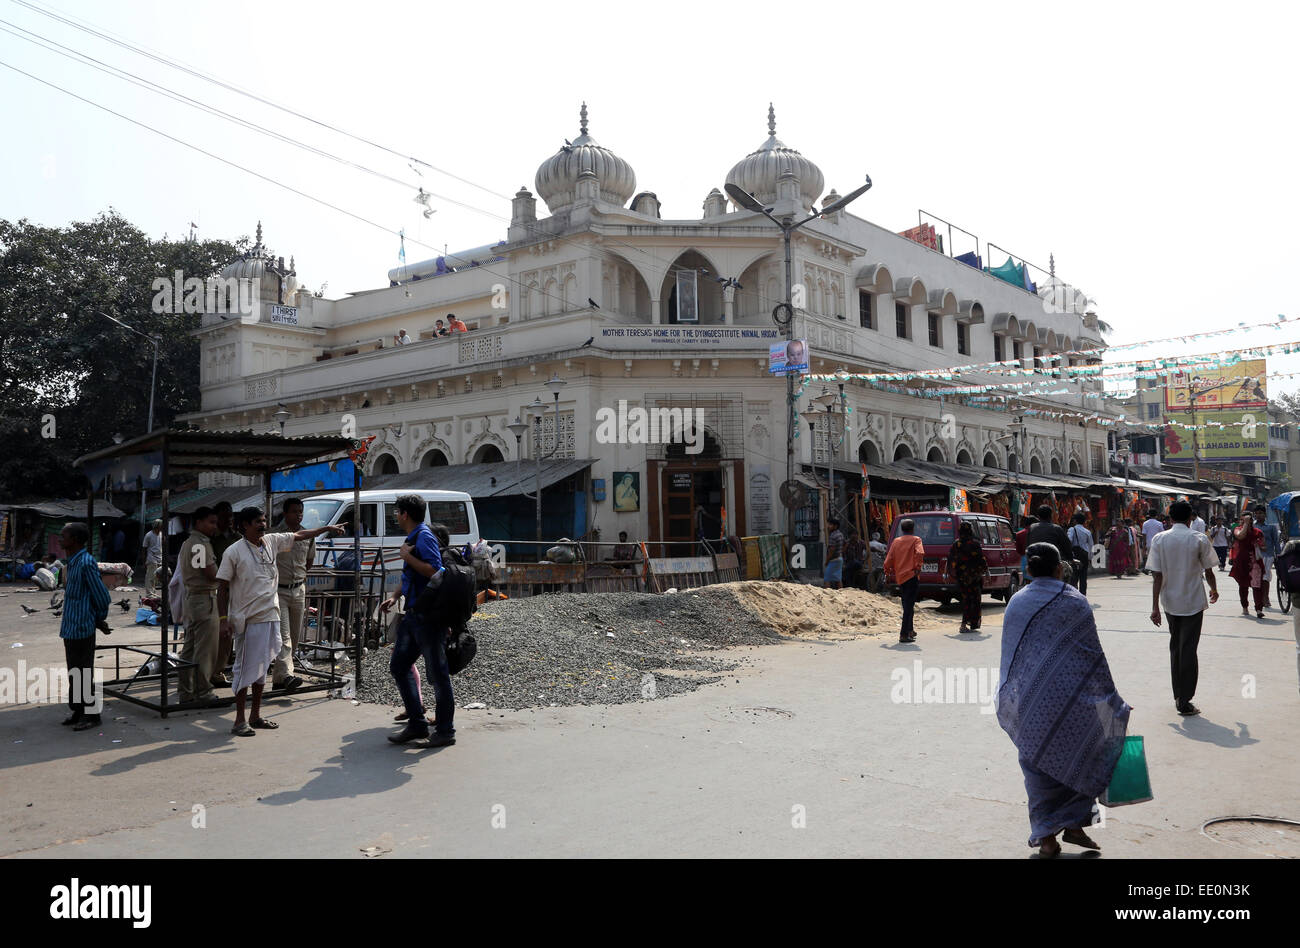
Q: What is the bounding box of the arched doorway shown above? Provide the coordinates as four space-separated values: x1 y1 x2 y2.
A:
375 453 399 476
1068 458 1081 474
858 440 881 465
894 443 913 461
1008 453 1018 472
660 250 724 324
1050 457 1062 474
419 449 449 468
472 444 505 464
1029 456 1043 474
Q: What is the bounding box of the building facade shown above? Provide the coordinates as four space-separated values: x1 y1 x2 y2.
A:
183 105 1117 545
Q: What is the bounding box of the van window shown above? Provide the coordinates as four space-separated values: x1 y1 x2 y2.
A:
997 522 1015 544
337 504 379 537
910 516 956 545
301 500 341 530
979 521 998 545
427 500 470 535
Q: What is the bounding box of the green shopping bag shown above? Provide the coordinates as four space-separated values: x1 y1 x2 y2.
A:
1101 735 1153 806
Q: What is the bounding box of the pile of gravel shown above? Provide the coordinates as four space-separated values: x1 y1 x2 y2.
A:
348 587 783 711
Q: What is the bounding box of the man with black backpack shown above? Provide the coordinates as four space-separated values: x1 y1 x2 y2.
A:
413 524 478 677
382 495 451 747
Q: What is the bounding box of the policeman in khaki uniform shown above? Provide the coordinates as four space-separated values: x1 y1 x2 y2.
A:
179 506 221 705
271 498 315 691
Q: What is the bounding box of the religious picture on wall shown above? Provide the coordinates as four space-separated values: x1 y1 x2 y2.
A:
676 270 699 323
613 472 640 512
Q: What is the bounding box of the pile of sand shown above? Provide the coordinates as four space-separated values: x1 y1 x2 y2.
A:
708 581 945 640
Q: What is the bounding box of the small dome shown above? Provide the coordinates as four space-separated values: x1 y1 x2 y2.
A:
217 223 297 304
534 103 636 214
725 104 824 212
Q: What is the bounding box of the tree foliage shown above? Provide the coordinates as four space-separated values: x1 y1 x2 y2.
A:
0 210 246 501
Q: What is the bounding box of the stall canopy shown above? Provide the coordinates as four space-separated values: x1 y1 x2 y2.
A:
0 498 128 520
73 428 359 718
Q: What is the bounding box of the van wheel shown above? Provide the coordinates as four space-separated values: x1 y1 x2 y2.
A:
1005 574 1021 599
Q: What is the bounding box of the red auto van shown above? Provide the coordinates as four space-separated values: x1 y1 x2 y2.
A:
887 511 1021 604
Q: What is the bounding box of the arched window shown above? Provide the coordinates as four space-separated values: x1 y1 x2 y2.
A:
1029 456 1043 474
472 444 505 464
375 454 399 476
956 449 973 466
894 443 913 461
419 449 449 468
859 440 881 465
982 452 998 469
927 446 945 463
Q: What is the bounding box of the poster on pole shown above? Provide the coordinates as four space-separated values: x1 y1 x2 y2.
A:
769 339 809 376
1165 359 1266 410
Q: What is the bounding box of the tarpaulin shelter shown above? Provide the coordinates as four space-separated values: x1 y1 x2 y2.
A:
1268 491 1300 539
75 429 360 717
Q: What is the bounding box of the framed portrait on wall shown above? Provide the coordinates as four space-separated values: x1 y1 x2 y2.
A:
612 471 640 512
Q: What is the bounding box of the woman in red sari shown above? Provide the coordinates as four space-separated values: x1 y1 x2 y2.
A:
1106 518 1132 578
1229 512 1266 617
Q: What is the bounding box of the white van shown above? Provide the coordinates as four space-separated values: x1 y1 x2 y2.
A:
300 489 480 593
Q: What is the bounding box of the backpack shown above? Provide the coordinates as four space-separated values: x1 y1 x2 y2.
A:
1275 547 1300 593
411 549 478 674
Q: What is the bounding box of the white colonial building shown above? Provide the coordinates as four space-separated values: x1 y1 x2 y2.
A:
184 104 1118 548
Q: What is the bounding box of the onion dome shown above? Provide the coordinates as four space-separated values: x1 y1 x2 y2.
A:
534 103 637 214
216 222 297 304
725 104 824 212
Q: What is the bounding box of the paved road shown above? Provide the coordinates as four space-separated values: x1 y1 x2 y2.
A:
2 570 1296 858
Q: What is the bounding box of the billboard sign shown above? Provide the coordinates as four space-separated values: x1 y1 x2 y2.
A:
1163 410 1267 462
1165 359 1266 411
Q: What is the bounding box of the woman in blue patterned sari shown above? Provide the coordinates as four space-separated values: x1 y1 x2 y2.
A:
997 542 1132 857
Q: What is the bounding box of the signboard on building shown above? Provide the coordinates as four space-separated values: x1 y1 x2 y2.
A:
1165 359 1266 410
1163 410 1267 462
598 327 780 347
769 339 809 376
268 304 299 326
899 223 940 251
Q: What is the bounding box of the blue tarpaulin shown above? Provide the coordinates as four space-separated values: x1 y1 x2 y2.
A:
270 458 357 492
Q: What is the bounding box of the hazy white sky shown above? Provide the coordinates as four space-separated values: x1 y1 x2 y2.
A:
2 0 1297 391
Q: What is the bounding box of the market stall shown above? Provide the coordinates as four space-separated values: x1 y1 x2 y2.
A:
75 429 361 718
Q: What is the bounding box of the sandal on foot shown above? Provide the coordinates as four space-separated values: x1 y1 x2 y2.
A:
1062 827 1100 850
1037 836 1061 858
250 717 279 729
231 722 255 736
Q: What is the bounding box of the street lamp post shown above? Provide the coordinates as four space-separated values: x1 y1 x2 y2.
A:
97 312 161 529
524 375 567 546
724 177 871 549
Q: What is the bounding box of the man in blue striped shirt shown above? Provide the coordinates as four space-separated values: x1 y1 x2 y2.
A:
59 522 111 731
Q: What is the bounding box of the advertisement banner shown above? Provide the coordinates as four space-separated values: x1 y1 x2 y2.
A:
1162 410 1267 462
1165 359 1266 410
769 339 809 376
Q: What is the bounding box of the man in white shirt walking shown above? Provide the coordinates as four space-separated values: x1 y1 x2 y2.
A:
1148 500 1219 716
1191 512 1206 534
1140 512 1164 574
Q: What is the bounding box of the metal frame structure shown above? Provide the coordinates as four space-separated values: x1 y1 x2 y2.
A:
75 429 360 717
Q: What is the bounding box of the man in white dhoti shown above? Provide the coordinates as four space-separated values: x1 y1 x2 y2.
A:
216 506 344 736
